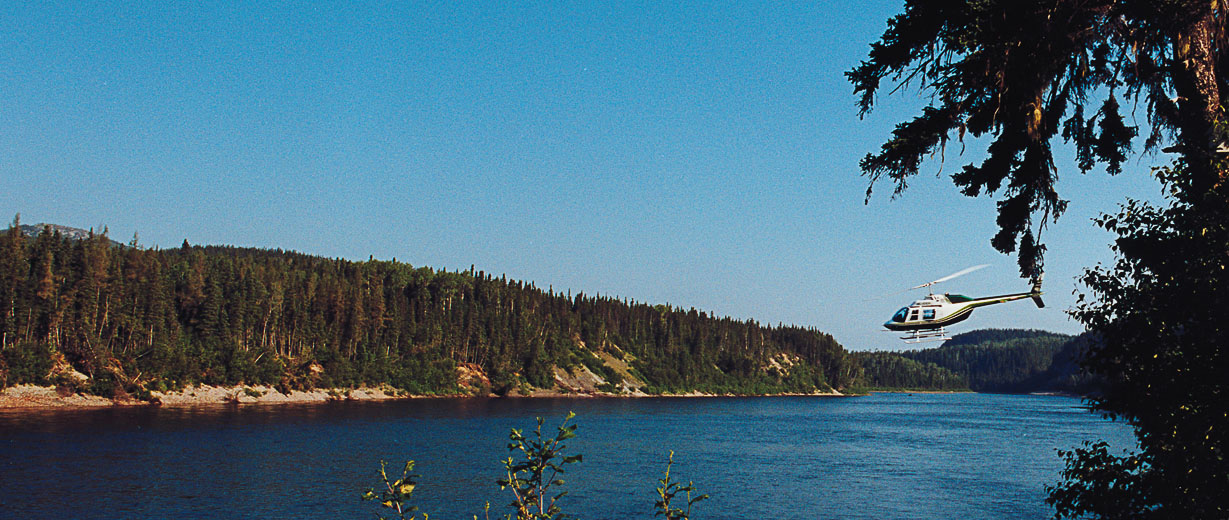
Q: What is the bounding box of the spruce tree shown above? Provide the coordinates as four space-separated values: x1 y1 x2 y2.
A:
854 1 1229 516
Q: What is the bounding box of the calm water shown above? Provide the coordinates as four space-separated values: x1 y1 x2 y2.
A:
0 393 1133 519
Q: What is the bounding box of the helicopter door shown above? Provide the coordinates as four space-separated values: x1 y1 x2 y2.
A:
923 309 935 320
908 309 919 321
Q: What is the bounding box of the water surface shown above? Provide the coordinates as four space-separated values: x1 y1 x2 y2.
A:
0 393 1134 519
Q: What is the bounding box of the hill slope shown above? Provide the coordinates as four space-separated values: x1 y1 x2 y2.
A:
855 329 1100 394
900 329 1072 392
899 329 1098 393
0 224 855 400
18 223 125 247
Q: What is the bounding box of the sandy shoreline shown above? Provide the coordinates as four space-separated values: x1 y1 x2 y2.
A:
0 384 846 409
0 384 408 409
866 389 974 394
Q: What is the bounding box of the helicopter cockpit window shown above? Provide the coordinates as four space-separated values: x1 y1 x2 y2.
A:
892 308 908 322
908 310 919 321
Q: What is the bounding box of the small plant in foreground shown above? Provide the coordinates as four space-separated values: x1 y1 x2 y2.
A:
363 460 426 520
360 414 710 519
655 450 707 520
496 411 582 520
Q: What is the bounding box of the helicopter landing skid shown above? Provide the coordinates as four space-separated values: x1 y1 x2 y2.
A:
901 328 951 344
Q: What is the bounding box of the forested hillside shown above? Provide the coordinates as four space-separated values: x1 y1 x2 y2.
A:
0 221 855 399
1005 333 1102 395
851 351 968 391
898 330 1095 393
854 330 1100 394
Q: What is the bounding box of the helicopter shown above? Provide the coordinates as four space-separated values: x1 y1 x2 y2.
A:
882 265 1044 343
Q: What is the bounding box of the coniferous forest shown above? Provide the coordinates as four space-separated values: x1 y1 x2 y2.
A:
856 329 1101 394
0 220 1104 401
899 330 1080 393
851 351 970 391
0 221 857 399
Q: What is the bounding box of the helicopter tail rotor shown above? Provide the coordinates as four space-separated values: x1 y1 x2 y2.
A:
1030 274 1045 308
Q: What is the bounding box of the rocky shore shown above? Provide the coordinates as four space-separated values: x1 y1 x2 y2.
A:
0 384 406 408
0 383 844 409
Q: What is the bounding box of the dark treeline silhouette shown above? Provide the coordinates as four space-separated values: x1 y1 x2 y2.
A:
900 329 1072 392
1006 333 1102 396
0 221 854 398
855 330 1100 394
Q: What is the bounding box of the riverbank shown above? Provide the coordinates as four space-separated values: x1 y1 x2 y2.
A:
0 384 408 409
865 388 974 394
0 384 846 408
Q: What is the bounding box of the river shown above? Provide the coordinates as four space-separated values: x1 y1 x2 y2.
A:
0 393 1134 519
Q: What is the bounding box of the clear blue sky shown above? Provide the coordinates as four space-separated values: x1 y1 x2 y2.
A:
2 1 1164 350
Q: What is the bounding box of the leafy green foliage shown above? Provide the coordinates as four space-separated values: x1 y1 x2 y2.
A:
362 460 425 520
497 412 583 520
1047 441 1154 519
365 414 709 520
1048 162 1229 518
655 451 708 520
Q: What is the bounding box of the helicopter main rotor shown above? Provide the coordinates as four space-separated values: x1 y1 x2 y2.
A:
910 264 989 291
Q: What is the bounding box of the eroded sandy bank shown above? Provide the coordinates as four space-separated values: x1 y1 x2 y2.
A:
0 384 846 409
0 384 407 409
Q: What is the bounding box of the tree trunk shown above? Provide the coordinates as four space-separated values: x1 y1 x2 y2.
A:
1170 5 1225 188
100 294 109 337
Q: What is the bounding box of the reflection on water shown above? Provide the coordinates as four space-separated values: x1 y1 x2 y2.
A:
0 394 1133 519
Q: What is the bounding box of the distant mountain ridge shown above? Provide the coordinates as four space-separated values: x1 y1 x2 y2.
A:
855 329 1101 395
15 223 125 247
903 329 1074 392
903 329 1099 394
937 328 1070 348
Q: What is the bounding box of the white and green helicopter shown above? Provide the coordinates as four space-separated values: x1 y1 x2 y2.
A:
883 265 1044 343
